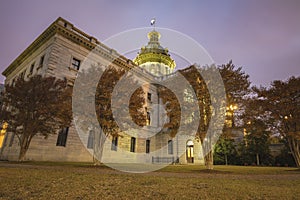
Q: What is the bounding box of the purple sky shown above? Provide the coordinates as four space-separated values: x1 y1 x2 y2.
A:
0 0 299 86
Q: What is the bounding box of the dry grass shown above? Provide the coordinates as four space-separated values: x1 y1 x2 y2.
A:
0 162 299 200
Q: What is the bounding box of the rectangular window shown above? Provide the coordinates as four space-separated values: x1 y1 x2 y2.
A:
146 139 150 154
71 58 81 70
29 63 35 74
39 55 45 67
111 136 118 151
147 92 152 101
87 130 94 149
168 140 173 155
56 127 69 147
146 112 151 126
130 137 136 152
20 71 25 79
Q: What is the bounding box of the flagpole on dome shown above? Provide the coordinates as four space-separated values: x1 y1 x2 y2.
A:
151 18 156 30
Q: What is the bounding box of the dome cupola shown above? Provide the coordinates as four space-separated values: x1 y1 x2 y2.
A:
133 27 176 76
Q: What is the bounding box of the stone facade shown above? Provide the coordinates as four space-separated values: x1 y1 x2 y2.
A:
0 17 204 165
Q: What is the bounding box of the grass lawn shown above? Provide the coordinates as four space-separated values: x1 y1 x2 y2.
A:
0 162 299 200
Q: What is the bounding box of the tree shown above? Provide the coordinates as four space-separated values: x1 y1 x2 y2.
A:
212 61 251 168
275 145 296 167
214 134 237 165
179 66 214 169
73 64 146 163
253 76 300 167
160 61 250 170
157 85 181 137
0 75 72 161
204 61 250 169
243 119 272 166
219 60 251 127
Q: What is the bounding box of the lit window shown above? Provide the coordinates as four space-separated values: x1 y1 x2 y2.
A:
146 139 150 153
130 137 136 152
146 112 151 126
71 58 81 70
150 68 155 74
168 140 173 155
56 127 69 147
111 136 118 151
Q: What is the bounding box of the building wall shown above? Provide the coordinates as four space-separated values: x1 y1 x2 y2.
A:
0 17 204 165
1 24 96 161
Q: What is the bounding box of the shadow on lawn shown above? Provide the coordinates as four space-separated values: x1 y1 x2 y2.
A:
193 169 232 174
285 168 300 173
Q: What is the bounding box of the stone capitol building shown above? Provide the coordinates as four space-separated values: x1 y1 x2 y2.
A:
0 17 205 165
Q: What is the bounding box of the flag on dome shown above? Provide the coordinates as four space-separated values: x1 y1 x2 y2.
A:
151 18 156 26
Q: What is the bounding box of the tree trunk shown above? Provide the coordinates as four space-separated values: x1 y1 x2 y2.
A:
256 153 260 166
204 151 214 170
18 134 34 162
18 146 28 161
288 137 300 168
225 154 228 165
18 137 29 161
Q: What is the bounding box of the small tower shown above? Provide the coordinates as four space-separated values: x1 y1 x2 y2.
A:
133 26 176 76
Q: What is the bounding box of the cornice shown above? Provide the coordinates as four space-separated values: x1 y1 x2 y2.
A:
2 17 137 77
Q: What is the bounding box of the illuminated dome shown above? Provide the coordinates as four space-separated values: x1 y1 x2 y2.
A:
133 30 176 76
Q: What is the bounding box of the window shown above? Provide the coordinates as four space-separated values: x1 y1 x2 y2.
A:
150 68 155 74
20 71 25 79
39 55 45 68
56 127 69 147
11 78 15 86
146 112 151 126
130 137 136 152
146 139 150 153
87 130 94 149
168 140 173 155
147 93 152 101
71 58 81 70
111 136 118 151
29 63 35 75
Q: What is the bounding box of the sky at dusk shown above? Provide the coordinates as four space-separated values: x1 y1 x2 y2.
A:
0 0 299 86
